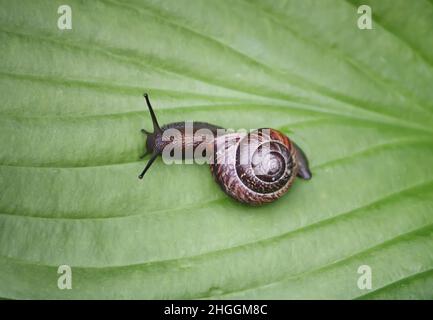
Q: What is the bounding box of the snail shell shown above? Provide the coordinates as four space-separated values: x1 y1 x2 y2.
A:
210 128 298 205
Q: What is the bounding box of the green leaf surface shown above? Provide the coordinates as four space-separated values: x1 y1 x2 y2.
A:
1 0 433 299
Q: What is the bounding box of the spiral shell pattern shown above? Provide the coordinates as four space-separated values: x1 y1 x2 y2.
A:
210 128 298 205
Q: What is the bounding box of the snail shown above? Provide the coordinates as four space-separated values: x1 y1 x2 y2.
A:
139 93 312 206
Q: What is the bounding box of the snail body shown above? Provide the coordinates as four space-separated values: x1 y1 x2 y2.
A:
139 94 311 206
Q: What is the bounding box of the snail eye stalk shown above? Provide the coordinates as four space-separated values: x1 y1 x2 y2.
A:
143 93 162 134
138 152 160 179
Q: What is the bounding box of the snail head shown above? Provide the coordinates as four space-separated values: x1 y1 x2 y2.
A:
138 93 163 179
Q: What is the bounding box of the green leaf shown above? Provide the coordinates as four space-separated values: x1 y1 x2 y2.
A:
1 0 433 299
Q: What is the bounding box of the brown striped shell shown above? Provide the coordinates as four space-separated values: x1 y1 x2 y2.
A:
210 128 298 205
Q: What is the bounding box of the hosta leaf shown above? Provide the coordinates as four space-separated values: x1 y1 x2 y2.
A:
1 0 433 299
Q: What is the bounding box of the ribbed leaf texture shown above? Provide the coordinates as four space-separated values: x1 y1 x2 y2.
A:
0 0 433 299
